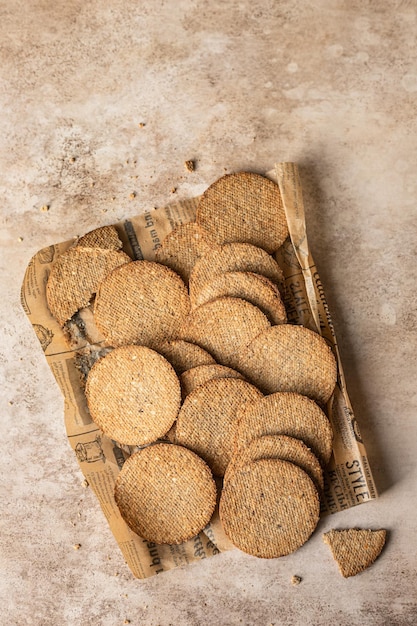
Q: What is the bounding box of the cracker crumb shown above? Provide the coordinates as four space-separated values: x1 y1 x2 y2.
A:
40 204 50 212
171 187 177 194
73 543 81 550
138 122 146 128
124 620 131 624
129 192 136 200
82 479 89 488
291 575 302 585
18 237 23 242
184 160 194 172
70 157 76 163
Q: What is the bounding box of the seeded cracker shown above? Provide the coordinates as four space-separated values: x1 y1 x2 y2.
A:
235 392 333 467
94 260 190 349
115 443 217 544
192 271 287 325
188 243 285 306
219 458 320 558
178 296 270 369
76 225 123 250
175 378 262 476
180 363 245 397
236 324 337 405
323 529 387 578
157 339 215 375
155 222 215 285
46 247 131 326
85 345 181 445
225 434 324 492
196 172 289 254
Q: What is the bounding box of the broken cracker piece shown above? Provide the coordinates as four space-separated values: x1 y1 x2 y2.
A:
46 247 131 326
323 529 387 578
77 225 123 251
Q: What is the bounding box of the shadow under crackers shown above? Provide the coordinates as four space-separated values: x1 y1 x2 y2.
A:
297 157 394 496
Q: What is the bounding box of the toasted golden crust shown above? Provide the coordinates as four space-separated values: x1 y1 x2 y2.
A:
323 529 387 577
85 345 181 446
235 324 337 405
93 260 190 349
178 296 270 369
46 247 131 326
196 172 288 254
234 392 333 467
115 444 217 544
219 458 320 558
174 378 262 476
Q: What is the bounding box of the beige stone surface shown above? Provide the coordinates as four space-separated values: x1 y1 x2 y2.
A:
1 1 416 624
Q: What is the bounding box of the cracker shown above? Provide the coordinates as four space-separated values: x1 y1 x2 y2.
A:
192 271 287 325
188 243 285 306
46 247 131 326
234 392 333 467
323 529 387 578
196 172 288 254
94 260 190 349
225 434 323 492
180 364 245 398
178 296 270 369
235 324 337 405
76 225 123 250
174 378 262 476
114 443 217 544
157 339 215 375
155 222 214 285
85 345 181 446
219 458 320 558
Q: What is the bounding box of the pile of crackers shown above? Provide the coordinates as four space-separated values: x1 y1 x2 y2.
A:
46 172 384 569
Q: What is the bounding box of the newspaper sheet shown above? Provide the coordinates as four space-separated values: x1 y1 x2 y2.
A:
20 162 377 578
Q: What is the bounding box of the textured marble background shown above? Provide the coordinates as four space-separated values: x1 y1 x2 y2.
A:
1 1 416 624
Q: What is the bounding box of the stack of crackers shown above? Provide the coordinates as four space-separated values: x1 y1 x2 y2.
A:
47 172 342 559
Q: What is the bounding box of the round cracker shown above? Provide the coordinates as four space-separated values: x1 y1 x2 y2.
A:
115 443 217 544
219 458 320 558
157 340 215 375
234 392 333 467
174 378 263 476
46 247 131 326
178 296 270 369
155 222 214 285
192 271 287 325
235 324 337 405
188 243 285 306
85 345 181 446
225 434 323 492
180 364 245 398
196 172 288 254
94 260 190 349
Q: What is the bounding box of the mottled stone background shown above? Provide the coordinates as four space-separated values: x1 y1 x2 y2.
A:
1 1 416 624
